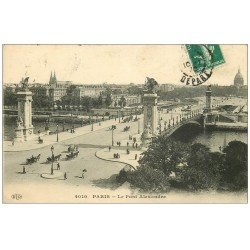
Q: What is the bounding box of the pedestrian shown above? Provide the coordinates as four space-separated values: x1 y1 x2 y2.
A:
109 146 111 152
135 143 138 148
82 170 85 179
127 142 129 147
57 162 60 170
113 153 116 158
135 154 137 160
23 166 26 174
64 172 67 180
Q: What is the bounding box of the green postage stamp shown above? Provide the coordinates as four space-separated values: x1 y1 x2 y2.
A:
185 44 225 73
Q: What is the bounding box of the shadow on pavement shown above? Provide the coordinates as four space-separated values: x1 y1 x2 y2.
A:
76 144 107 149
92 174 122 190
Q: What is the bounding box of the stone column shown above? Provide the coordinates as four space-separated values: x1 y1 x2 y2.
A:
142 93 158 135
205 87 212 112
15 91 34 142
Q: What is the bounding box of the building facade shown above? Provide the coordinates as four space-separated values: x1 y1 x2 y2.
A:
160 84 175 92
110 94 142 107
48 71 72 103
73 85 105 99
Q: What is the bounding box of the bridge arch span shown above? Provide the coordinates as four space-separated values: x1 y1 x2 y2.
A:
167 120 202 138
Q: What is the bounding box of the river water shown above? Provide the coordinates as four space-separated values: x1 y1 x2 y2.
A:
3 117 82 141
170 124 247 152
191 130 247 151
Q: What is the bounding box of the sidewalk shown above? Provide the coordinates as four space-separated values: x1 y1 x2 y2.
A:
95 130 143 169
4 116 141 152
95 147 143 170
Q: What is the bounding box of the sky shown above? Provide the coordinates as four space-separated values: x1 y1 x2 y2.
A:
3 45 247 86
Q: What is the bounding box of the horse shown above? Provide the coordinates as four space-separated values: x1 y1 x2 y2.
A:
26 158 34 165
26 154 40 165
73 151 79 157
123 126 130 132
34 154 41 162
54 154 62 161
66 153 73 160
38 138 43 144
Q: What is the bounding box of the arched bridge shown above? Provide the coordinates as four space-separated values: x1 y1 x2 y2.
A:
159 112 203 137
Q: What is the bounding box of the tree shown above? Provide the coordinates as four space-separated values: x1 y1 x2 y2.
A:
127 85 143 95
139 136 189 176
120 96 126 107
81 96 94 112
97 94 103 108
33 95 51 110
181 143 223 190
61 95 72 108
118 165 170 193
105 93 112 107
222 141 247 190
66 85 77 95
4 87 17 107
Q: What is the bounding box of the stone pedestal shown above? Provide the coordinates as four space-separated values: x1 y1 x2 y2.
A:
142 93 158 135
14 126 24 142
141 124 153 149
205 87 212 113
14 90 34 142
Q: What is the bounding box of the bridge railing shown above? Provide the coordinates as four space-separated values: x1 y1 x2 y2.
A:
159 112 202 135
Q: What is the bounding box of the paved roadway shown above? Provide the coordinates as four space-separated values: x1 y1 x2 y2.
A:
3 117 142 202
3 106 202 189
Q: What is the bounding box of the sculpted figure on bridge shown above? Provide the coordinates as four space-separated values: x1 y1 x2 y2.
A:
21 77 30 91
144 77 159 94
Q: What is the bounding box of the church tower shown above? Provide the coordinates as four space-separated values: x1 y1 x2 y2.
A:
49 71 53 85
53 71 57 85
49 71 57 85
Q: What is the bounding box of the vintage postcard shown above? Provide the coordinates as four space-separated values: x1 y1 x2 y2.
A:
2 44 248 203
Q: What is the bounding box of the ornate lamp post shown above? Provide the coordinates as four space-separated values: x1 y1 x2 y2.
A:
111 125 116 146
51 145 54 175
56 124 59 142
63 121 65 131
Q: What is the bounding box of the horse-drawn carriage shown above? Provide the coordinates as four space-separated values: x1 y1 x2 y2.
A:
46 154 62 163
38 137 43 144
26 154 41 165
123 126 130 132
67 144 78 153
66 151 79 160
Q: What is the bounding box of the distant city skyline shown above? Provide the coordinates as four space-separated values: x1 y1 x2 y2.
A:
3 45 247 86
